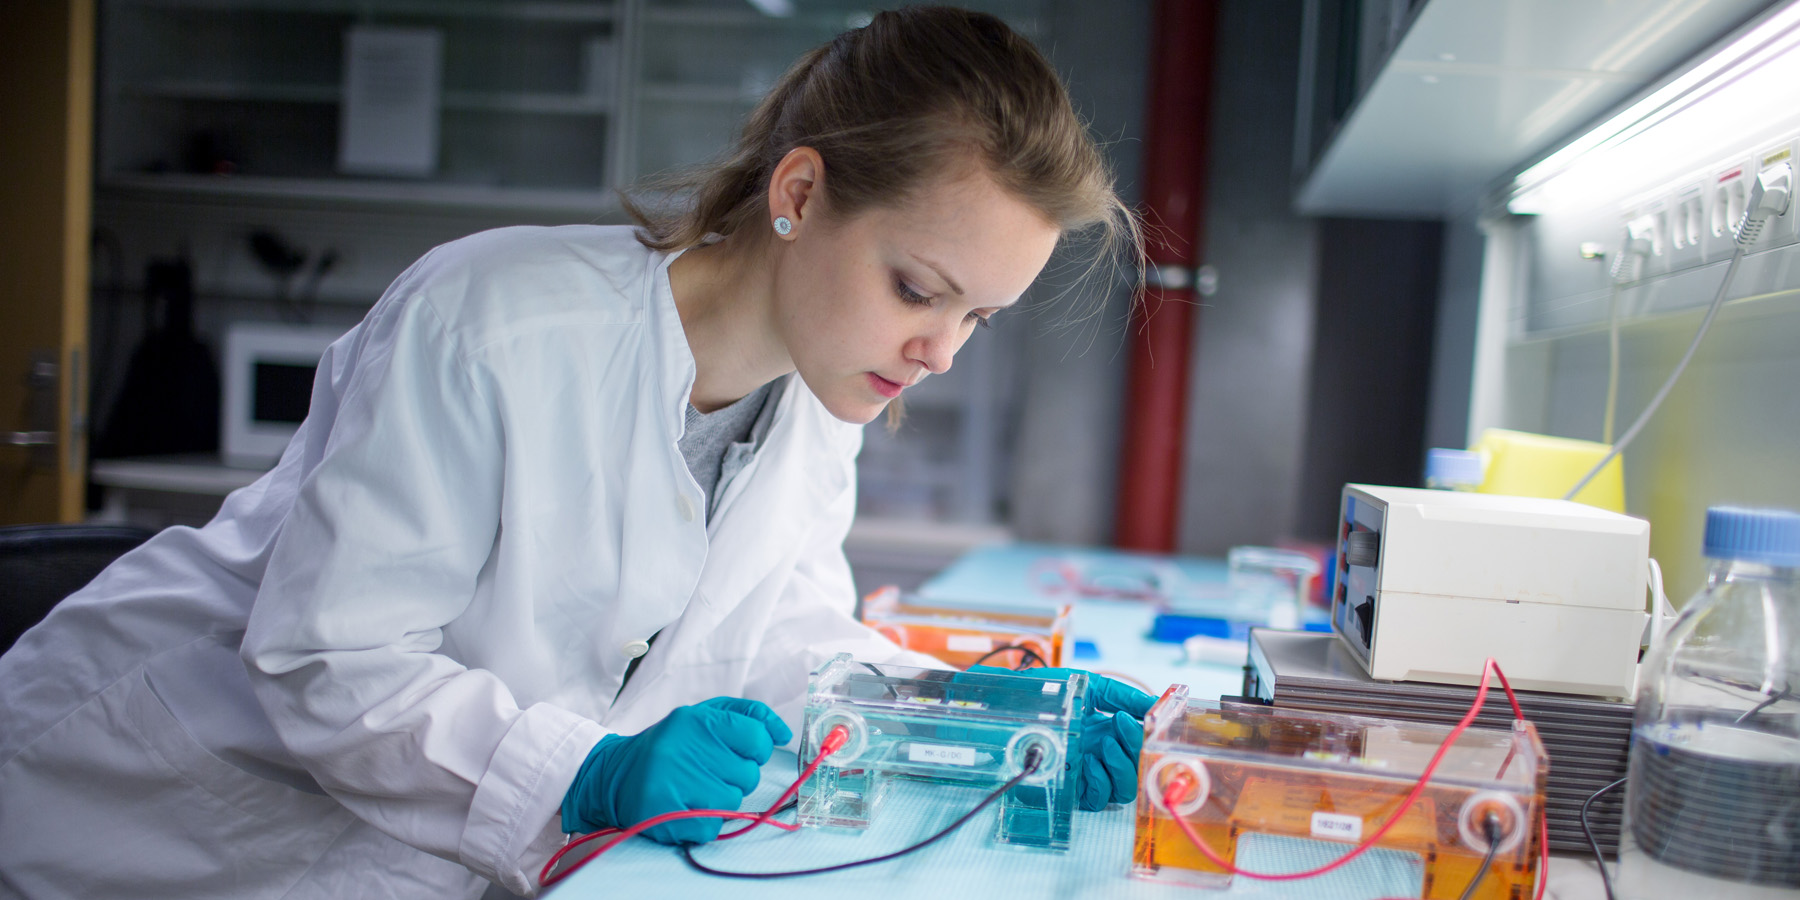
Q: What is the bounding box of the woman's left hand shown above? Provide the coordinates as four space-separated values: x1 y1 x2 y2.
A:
965 666 1155 810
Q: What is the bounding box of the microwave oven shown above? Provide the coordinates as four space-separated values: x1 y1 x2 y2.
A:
221 323 346 468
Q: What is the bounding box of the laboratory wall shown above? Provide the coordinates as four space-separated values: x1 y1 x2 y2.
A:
1422 213 1484 452
1291 218 1443 541
1496 218 1800 601
1014 0 1450 555
1174 0 1321 556
1005 0 1150 546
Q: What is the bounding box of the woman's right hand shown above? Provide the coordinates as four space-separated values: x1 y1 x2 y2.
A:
559 697 793 844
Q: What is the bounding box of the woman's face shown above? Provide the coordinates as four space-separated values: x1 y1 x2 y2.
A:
773 170 1061 425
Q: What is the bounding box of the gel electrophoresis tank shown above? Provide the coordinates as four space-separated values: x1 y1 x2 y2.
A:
799 653 1085 851
858 586 1070 670
1133 686 1547 898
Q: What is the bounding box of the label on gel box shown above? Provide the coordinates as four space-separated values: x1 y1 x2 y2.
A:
1310 811 1363 842
908 744 977 766
946 634 993 653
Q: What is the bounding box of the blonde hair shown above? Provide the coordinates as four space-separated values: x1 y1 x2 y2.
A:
624 7 1143 430
625 6 1139 261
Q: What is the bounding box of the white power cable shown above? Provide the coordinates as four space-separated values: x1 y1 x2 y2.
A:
1603 233 1652 445
1643 556 1671 654
1564 162 1793 501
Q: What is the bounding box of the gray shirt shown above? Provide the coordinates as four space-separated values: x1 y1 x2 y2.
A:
622 375 788 691
677 374 788 522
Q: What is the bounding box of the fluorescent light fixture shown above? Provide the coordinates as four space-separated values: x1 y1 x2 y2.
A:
1510 0 1800 215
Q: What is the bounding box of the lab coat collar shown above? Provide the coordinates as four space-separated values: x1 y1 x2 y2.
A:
704 374 850 600
635 240 854 639
644 246 700 444
618 376 855 705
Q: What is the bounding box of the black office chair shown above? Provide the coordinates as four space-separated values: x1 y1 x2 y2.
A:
0 523 157 654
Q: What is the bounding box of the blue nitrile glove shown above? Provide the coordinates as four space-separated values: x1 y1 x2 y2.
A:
967 666 1155 810
965 666 1155 720
560 696 793 844
1077 709 1145 810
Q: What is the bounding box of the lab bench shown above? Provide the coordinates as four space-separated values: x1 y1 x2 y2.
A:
545 543 1610 899
88 454 262 529
543 749 1608 899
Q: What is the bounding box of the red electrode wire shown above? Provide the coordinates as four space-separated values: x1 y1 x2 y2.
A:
1160 658 1549 900
540 724 851 889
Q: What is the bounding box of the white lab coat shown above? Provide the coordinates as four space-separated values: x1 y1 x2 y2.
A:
0 226 938 899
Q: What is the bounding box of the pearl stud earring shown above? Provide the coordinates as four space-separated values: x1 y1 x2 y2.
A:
773 216 793 236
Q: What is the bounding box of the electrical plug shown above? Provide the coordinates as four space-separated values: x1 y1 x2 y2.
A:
1612 228 1653 283
1022 744 1045 775
1161 767 1198 809
1736 161 1793 249
820 724 851 756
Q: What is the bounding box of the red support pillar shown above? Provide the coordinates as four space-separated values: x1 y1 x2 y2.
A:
1113 0 1220 552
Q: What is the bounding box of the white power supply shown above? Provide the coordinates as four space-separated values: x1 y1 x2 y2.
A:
1331 484 1650 699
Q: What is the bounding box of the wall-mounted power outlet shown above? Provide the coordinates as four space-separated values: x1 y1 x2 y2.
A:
1667 184 1705 272
1623 206 1669 278
1705 158 1754 261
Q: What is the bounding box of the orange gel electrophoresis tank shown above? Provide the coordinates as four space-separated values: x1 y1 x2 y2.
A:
858 586 1069 670
1133 686 1547 899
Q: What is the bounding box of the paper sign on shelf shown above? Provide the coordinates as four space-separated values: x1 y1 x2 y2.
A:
338 26 442 177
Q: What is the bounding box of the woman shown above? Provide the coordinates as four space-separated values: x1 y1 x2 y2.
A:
0 7 1146 898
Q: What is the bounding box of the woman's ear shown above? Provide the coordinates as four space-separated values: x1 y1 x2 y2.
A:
767 147 826 238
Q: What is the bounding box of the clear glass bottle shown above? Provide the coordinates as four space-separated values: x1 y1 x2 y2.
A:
1615 506 1800 899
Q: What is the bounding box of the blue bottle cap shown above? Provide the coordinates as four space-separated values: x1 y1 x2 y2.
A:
1425 448 1483 488
1703 506 1800 566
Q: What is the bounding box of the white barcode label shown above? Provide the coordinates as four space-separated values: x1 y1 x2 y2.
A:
1310 811 1363 842
908 744 977 766
947 634 993 653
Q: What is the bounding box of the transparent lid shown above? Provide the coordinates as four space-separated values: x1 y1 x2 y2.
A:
806 653 1083 728
1144 687 1544 792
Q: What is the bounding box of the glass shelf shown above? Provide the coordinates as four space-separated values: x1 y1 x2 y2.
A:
100 172 620 214
100 0 621 200
125 81 615 115
120 0 616 24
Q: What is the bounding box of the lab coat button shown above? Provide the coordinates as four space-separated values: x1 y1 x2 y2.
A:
621 639 650 659
677 494 696 522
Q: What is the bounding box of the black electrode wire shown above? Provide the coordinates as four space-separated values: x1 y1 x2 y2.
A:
680 749 1044 879
717 797 798 840
969 644 1047 670
1456 815 1505 900
858 662 900 698
1565 245 1746 500
1583 777 1627 900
